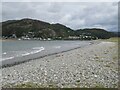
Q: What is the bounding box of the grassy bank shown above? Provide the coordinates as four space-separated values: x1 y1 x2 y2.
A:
103 37 119 52
103 37 120 42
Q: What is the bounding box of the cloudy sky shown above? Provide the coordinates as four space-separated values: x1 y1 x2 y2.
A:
2 2 118 31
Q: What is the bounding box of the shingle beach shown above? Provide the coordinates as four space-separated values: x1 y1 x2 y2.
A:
2 41 118 88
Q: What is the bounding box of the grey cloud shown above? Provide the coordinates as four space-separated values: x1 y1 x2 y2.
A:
2 2 118 32
47 2 63 13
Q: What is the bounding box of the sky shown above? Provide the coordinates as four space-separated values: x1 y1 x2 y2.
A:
2 1 118 32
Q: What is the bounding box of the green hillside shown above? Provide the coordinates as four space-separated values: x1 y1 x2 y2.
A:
1 18 116 40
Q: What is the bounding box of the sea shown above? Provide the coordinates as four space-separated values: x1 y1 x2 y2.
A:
1 40 92 67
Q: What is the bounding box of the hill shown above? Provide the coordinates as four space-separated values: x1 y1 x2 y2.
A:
75 28 116 39
2 18 74 40
1 18 116 40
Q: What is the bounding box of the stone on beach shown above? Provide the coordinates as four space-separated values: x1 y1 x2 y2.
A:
1 41 118 88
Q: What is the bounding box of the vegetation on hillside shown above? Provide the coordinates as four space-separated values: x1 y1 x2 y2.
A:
1 18 117 40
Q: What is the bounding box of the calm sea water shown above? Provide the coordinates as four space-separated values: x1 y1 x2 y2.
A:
2 40 91 66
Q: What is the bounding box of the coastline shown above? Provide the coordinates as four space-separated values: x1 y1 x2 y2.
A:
2 40 118 88
1 40 95 68
0 38 17 41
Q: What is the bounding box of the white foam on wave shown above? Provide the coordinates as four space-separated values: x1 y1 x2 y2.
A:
2 56 14 61
2 47 45 60
2 52 7 55
32 47 44 50
31 47 45 53
21 47 45 56
55 46 61 49
21 53 31 56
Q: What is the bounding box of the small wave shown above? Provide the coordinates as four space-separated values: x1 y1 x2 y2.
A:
30 49 44 54
2 52 7 55
55 46 61 49
2 47 45 60
32 47 44 50
17 47 45 56
21 47 45 56
21 53 31 56
2 57 14 61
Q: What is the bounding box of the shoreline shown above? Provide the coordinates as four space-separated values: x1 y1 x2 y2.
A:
0 38 17 41
2 46 84 68
2 40 118 88
1 40 97 68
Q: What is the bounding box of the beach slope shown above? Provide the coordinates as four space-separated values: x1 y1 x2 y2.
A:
2 41 118 88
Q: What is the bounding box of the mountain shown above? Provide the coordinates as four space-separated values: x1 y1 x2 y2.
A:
75 28 116 39
2 18 50 38
111 32 120 37
1 18 116 40
2 18 74 39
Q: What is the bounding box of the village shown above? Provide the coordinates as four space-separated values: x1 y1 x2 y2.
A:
2 31 98 40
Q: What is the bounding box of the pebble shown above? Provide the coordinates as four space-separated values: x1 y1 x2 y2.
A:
94 75 98 78
1 41 118 88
